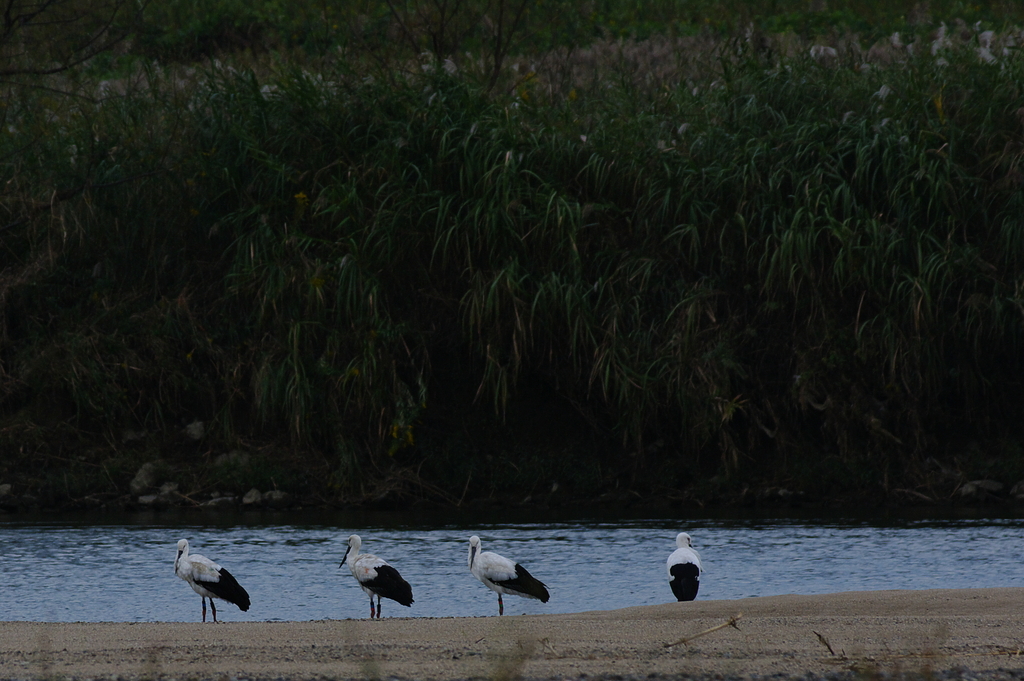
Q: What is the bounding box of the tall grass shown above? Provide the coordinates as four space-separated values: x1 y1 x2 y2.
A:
2 20 1024 502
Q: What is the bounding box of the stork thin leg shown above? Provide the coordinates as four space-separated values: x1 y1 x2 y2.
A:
377 595 382 619
211 598 218 623
369 597 376 619
202 598 207 623
498 594 504 616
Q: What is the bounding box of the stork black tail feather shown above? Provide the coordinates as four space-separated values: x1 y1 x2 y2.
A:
669 563 700 602
203 567 251 611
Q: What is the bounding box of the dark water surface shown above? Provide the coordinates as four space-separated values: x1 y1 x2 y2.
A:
2 508 1022 622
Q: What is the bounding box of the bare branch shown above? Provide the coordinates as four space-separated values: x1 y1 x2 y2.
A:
382 0 425 56
486 0 531 90
0 0 143 79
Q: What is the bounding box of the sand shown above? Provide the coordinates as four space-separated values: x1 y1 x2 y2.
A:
3 588 1024 680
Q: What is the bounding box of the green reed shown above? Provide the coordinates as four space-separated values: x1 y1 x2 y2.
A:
2 23 1023 502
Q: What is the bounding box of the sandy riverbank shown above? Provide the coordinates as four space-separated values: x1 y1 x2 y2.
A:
3 588 1024 680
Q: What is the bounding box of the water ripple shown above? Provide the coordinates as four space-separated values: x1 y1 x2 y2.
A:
2 512 1022 621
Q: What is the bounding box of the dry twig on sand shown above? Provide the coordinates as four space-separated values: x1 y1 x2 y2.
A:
813 630 837 656
664 613 743 648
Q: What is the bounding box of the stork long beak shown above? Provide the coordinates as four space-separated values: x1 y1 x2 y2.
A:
340 546 351 568
470 545 476 568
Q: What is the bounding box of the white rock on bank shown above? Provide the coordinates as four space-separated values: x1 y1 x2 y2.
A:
183 420 205 441
263 490 290 508
958 480 1004 499
202 496 237 508
129 461 165 496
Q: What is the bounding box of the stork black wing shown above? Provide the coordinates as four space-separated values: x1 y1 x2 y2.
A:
364 564 414 606
198 567 251 611
493 564 550 602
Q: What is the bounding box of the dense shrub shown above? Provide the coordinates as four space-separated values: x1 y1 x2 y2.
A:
2 7 1024 504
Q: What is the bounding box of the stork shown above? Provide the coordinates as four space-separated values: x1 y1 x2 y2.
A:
468 535 549 615
667 532 703 601
174 538 251 622
341 534 414 618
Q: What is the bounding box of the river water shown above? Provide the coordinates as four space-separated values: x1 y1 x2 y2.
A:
2 508 1022 622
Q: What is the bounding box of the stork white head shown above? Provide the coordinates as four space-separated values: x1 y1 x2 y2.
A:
676 532 692 548
175 538 189 571
341 534 361 567
468 535 482 568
